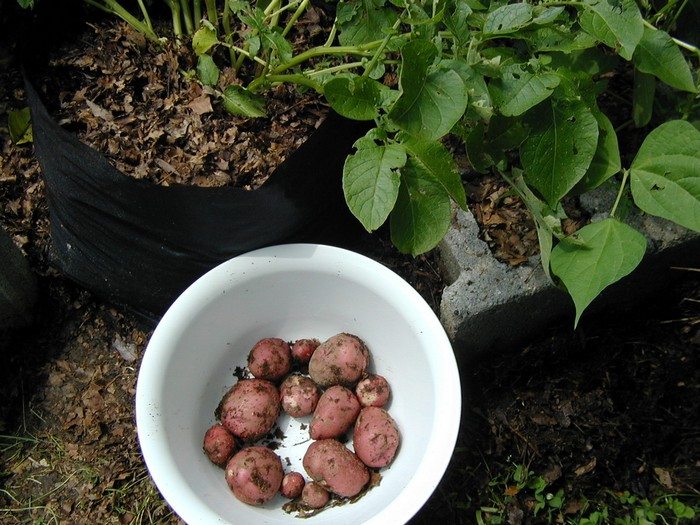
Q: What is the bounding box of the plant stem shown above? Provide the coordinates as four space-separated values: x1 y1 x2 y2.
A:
179 0 194 34
642 19 700 59
362 16 401 78
265 0 301 24
610 169 630 219
323 23 337 47
221 42 269 67
136 0 153 32
193 0 202 27
249 73 323 93
281 0 310 37
222 0 237 66
270 41 381 74
306 61 365 76
84 0 160 42
205 0 218 28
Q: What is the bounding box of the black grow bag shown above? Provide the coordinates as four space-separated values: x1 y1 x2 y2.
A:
24 76 369 321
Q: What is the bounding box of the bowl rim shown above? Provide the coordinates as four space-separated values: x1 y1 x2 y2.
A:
136 243 462 525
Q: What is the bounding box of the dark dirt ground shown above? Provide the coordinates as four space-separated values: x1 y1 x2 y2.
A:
1 6 699 525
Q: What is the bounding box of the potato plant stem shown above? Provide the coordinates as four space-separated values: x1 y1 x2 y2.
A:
323 23 337 47
136 0 153 31
205 0 218 28
222 0 237 66
306 61 365 76
265 0 301 24
193 0 202 26
642 19 700 59
281 0 310 37
610 169 630 219
250 74 323 93
270 41 381 75
83 0 160 42
179 0 194 34
362 17 402 78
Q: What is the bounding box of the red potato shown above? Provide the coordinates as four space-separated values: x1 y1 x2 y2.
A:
225 446 284 506
248 338 292 382
280 375 320 418
291 338 320 363
219 379 280 441
353 407 400 468
301 482 329 508
355 374 391 408
308 333 370 388
280 472 305 499
303 439 369 498
310 385 361 440
202 423 238 466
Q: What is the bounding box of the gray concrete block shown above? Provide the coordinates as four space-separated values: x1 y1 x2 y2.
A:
438 186 700 360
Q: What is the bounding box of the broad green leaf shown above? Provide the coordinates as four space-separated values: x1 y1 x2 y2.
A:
192 25 218 55
579 0 643 60
632 70 655 128
390 158 452 256
633 27 697 93
578 10 616 50
630 120 700 232
532 6 564 25
576 111 620 192
389 40 467 141
324 76 381 121
264 31 293 63
8 107 33 145
482 3 533 35
444 0 472 43
399 134 467 209
17 0 34 8
442 59 492 122
521 99 599 206
525 26 598 53
489 64 560 117
196 55 220 86
343 133 406 231
337 0 400 46
551 218 646 326
221 85 266 117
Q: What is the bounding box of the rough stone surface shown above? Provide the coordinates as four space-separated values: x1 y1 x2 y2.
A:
439 186 700 361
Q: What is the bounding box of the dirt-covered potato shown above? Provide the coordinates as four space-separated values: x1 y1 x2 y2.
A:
308 333 370 388
219 379 280 441
248 338 292 382
355 374 391 408
225 446 284 506
280 374 320 418
353 407 400 468
303 439 369 498
301 482 329 509
202 423 238 466
309 385 360 440
280 472 305 499
291 338 320 363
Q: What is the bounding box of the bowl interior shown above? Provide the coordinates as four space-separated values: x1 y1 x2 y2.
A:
136 244 460 525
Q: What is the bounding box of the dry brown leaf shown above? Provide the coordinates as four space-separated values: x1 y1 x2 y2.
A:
574 457 597 476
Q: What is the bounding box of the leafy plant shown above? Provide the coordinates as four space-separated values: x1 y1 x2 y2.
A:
46 0 700 323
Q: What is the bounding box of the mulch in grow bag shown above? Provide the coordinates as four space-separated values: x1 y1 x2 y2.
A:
24 76 370 321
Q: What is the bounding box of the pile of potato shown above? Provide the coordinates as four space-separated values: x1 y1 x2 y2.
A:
202 333 400 511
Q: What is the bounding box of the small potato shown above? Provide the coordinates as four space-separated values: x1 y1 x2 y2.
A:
355 374 391 408
280 472 305 499
219 379 280 441
301 482 329 509
202 423 238 466
353 407 400 468
280 374 320 418
310 385 360 440
308 333 370 388
225 446 283 506
303 439 369 498
291 338 320 363
248 338 292 382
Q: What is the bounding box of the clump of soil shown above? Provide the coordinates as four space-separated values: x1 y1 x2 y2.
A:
38 14 330 189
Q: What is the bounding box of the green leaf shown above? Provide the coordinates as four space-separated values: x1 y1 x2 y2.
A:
525 26 598 53
8 107 33 145
444 0 472 43
579 0 643 60
442 59 492 122
192 24 218 55
389 40 467 141
521 99 599 206
576 110 620 192
221 85 266 117
264 31 293 63
482 3 533 35
196 54 220 86
390 158 452 256
532 6 565 25
633 27 697 93
343 131 407 231
399 134 467 209
489 64 560 117
16 0 34 8
551 218 647 326
632 70 655 128
337 0 400 46
324 76 381 121
630 120 700 232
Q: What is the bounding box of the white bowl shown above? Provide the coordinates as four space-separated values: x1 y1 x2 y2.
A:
136 244 461 525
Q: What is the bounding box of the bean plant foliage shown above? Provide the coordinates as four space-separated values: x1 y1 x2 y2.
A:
18 0 700 323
